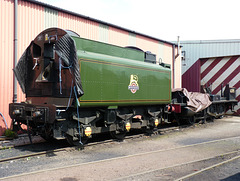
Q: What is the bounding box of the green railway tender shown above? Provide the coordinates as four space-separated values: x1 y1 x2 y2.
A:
76 36 171 106
9 28 171 145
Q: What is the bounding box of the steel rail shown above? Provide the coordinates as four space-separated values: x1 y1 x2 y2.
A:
1 136 240 181
0 148 66 163
0 125 183 164
175 154 240 181
113 150 240 181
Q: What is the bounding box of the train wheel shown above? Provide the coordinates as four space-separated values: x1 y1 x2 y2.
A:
66 134 88 146
188 116 195 125
41 133 54 142
40 126 54 142
144 126 155 135
110 130 126 140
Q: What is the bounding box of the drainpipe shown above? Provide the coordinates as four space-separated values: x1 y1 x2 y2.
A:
176 36 180 58
172 36 180 89
172 45 175 89
13 0 18 103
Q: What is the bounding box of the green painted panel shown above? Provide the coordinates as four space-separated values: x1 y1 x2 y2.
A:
72 35 171 107
78 52 171 107
72 37 144 61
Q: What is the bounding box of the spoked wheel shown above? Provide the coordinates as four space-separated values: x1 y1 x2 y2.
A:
66 134 88 146
110 130 127 141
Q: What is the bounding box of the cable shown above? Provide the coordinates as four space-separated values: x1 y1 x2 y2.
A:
59 56 62 94
57 55 74 115
58 55 82 145
66 79 73 110
0 112 8 129
59 55 73 95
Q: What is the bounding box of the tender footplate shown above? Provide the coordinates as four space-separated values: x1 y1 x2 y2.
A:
9 102 56 123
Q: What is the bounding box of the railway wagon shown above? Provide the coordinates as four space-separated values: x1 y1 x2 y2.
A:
9 28 171 145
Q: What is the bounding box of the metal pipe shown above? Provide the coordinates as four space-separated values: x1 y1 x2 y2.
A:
172 45 175 89
221 83 224 97
172 36 180 89
176 36 180 58
13 0 18 103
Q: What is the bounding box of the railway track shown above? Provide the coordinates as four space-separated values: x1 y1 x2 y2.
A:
1 135 240 180
114 149 240 181
0 124 179 149
0 124 187 164
175 154 240 181
1 117 240 180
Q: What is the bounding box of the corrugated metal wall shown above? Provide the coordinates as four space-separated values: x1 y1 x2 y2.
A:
0 0 14 134
18 0 44 102
99 24 109 43
128 32 136 46
44 7 58 28
181 39 240 99
182 59 201 92
58 12 99 41
0 0 181 134
109 27 128 46
181 40 240 75
136 35 159 57
158 41 165 64
0 0 45 134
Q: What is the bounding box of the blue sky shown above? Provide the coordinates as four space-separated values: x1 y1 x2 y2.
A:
38 0 240 41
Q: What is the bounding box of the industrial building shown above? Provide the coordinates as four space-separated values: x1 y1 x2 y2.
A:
181 40 240 115
0 0 181 134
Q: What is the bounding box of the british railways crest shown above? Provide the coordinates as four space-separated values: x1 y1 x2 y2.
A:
128 75 139 94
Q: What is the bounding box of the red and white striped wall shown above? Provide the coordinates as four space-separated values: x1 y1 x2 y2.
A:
182 55 240 115
200 56 240 115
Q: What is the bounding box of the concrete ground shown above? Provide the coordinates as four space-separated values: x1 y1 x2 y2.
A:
1 116 240 181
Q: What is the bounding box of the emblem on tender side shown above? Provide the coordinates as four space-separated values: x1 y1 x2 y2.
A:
128 75 139 94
